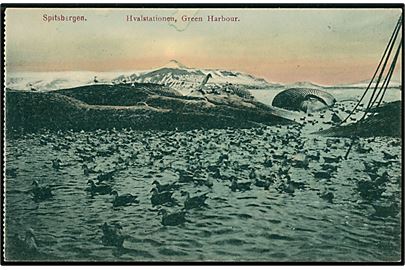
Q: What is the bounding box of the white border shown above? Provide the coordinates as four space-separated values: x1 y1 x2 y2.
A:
1 1 403 269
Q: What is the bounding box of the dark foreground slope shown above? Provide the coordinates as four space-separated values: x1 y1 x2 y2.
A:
6 83 295 133
55 83 182 106
315 101 402 137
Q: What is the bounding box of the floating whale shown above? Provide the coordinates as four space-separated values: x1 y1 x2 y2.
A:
272 88 336 113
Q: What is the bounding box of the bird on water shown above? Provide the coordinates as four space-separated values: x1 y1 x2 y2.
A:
182 191 209 210
85 180 112 195
150 187 176 206
152 180 180 193
101 222 125 248
159 209 186 226
31 180 53 202
110 190 139 207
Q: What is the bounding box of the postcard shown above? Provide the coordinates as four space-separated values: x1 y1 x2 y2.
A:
2 5 403 263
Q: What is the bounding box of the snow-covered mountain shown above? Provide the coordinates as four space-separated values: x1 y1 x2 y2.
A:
5 71 127 92
6 60 274 95
160 59 188 69
285 81 325 89
9 61 397 95
110 60 276 95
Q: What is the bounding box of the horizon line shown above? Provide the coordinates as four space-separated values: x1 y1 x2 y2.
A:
6 58 403 87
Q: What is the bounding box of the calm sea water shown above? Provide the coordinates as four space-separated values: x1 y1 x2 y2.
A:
251 87 402 106
4 89 402 262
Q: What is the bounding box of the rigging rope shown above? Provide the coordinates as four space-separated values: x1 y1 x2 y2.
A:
341 15 402 159
375 37 403 108
369 37 403 109
360 22 402 121
360 37 403 120
339 16 402 125
371 41 400 107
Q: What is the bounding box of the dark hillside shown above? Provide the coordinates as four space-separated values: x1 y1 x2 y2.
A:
315 101 402 137
6 84 295 134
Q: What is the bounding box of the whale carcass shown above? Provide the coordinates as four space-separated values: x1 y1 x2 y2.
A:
272 88 336 113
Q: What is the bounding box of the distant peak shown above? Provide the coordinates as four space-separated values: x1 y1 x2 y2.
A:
163 60 188 69
290 81 323 87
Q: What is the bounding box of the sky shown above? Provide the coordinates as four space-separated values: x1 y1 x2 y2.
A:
5 8 403 85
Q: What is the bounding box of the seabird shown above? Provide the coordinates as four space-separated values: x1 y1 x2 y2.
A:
371 202 399 218
150 188 175 206
254 178 271 190
319 191 334 203
356 180 385 201
230 178 251 192
110 190 138 207
31 180 53 202
52 159 62 170
101 222 125 247
85 180 112 195
159 209 186 226
11 228 39 257
182 191 208 210
152 180 180 193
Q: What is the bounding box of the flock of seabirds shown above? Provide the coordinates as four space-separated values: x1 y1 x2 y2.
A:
6 109 400 258
5 68 401 259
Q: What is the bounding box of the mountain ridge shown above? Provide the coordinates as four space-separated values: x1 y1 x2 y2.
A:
6 61 401 92
161 59 189 69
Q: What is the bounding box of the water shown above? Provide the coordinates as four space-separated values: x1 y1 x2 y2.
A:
5 129 401 262
4 89 402 262
251 87 401 105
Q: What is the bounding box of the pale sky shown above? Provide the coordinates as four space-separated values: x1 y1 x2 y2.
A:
5 8 403 84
